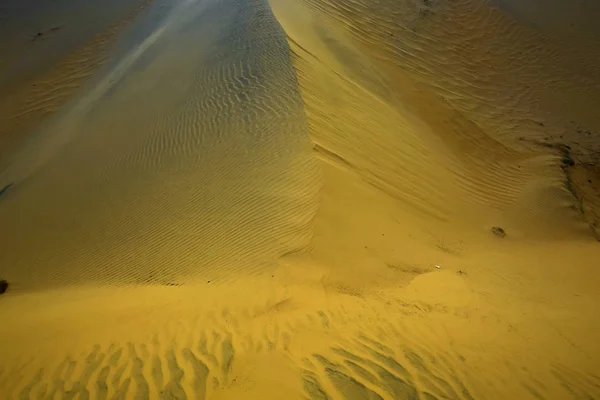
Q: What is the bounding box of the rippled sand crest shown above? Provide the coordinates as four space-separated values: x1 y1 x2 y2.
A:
272 0 600 236
0 0 320 287
1 0 600 398
271 0 600 397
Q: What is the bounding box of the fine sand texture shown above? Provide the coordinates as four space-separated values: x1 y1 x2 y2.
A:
0 0 148 79
0 0 150 168
1 0 600 398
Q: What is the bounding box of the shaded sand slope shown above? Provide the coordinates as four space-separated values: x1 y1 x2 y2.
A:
0 0 149 163
1 0 600 399
0 0 320 288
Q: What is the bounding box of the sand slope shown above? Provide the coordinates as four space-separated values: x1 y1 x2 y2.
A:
0 0 320 288
1 0 600 398
0 0 149 166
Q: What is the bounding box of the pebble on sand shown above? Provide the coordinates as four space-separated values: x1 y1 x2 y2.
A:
491 226 507 238
0 280 8 294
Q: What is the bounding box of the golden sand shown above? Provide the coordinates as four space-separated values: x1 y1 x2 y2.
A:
0 0 599 398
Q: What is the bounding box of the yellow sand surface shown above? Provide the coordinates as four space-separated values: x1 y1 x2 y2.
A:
0 0 599 398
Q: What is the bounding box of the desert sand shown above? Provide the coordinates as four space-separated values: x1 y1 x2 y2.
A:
0 0 599 398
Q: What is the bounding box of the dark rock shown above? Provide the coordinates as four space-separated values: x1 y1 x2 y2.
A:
0 280 8 294
491 227 506 238
0 183 13 197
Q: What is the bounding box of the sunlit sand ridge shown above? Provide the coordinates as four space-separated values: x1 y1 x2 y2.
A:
1 0 599 398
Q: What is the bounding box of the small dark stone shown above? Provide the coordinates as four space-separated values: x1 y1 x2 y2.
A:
537 122 544 127
207 280 211 283
589 180 592 184
491 226 506 238
0 280 8 294
562 156 575 167
0 183 13 197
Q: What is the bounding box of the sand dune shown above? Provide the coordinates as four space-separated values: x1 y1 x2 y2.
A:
1 0 599 398
272 0 600 236
0 0 320 288
0 0 150 168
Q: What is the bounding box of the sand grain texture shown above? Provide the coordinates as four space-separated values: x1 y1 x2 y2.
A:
1 0 600 398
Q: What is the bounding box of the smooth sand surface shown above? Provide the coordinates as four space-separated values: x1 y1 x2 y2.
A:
1 0 599 398
0 0 149 166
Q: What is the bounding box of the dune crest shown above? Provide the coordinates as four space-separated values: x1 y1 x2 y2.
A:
0 0 320 288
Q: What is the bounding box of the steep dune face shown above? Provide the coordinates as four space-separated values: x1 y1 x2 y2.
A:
1 0 599 398
0 0 320 288
268 0 600 398
271 0 600 239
